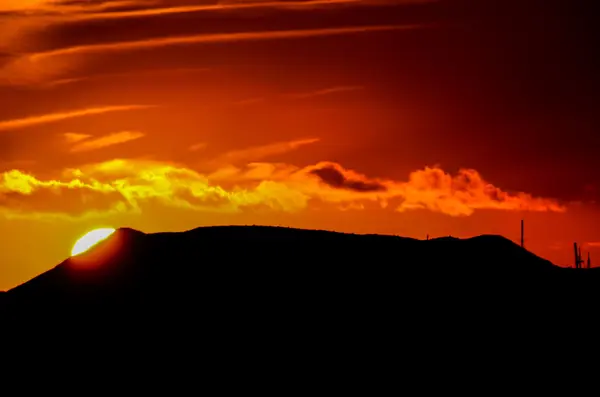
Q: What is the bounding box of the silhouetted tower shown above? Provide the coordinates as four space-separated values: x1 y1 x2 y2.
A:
520 220 524 248
579 246 583 268
574 243 584 269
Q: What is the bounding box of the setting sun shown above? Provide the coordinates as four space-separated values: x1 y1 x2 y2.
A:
71 228 117 257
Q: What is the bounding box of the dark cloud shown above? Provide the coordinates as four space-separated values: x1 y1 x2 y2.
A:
310 165 387 192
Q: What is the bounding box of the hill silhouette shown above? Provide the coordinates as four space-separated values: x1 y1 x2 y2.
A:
4 224 600 376
2 226 597 322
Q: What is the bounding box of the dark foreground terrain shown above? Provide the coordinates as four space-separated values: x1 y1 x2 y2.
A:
1 226 597 370
1 226 597 318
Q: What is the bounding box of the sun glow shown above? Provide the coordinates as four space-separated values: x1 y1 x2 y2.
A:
71 228 116 256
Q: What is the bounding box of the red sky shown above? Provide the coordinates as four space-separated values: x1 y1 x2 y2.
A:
1 0 599 289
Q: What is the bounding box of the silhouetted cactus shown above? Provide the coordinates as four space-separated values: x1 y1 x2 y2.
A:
587 252 591 269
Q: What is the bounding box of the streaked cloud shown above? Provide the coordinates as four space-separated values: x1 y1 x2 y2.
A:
0 0 48 12
0 157 565 220
0 0 157 13
70 131 145 153
189 143 208 152
213 138 320 164
63 133 91 143
232 97 266 106
288 85 364 99
64 0 362 21
0 24 425 85
43 67 210 88
0 105 154 132
35 24 418 58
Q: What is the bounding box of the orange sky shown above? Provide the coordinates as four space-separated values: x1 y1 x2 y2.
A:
1 0 599 290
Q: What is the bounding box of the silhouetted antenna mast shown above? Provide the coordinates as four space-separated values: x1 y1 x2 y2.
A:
574 242 584 269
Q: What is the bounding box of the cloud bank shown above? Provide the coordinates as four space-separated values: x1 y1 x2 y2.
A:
0 158 565 220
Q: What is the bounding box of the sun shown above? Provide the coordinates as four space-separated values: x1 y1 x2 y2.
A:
71 228 117 256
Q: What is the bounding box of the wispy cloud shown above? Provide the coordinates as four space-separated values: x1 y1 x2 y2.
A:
232 97 266 106
63 133 91 143
43 67 210 88
70 131 145 153
0 0 157 13
189 143 208 152
0 105 154 132
66 0 360 21
288 85 364 99
0 24 425 85
34 25 420 59
214 138 320 164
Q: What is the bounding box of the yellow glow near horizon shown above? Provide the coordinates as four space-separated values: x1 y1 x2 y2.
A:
0 0 47 11
71 228 116 256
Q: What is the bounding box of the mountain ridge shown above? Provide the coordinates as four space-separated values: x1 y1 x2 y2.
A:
1 225 597 322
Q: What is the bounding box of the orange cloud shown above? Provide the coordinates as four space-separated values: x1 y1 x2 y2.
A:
214 138 320 165
63 133 92 143
212 161 566 215
70 131 145 153
288 86 364 99
1 24 424 85
0 0 47 11
0 0 155 13
0 105 154 132
35 25 418 59
44 67 211 88
69 0 361 21
189 143 208 152
0 158 564 221
587 242 600 248
394 167 566 216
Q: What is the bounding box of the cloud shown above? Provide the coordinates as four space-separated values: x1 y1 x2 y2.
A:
288 85 364 99
0 157 564 220
0 24 424 85
232 97 266 106
35 24 416 58
213 138 320 164
0 159 311 220
63 133 92 143
0 0 48 12
0 0 156 13
189 143 208 152
43 66 210 88
310 163 386 192
394 167 566 216
61 0 362 21
0 105 154 132
0 167 128 221
587 242 600 248
70 131 145 152
214 161 566 215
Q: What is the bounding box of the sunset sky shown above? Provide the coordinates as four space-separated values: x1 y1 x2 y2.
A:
1 0 599 289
